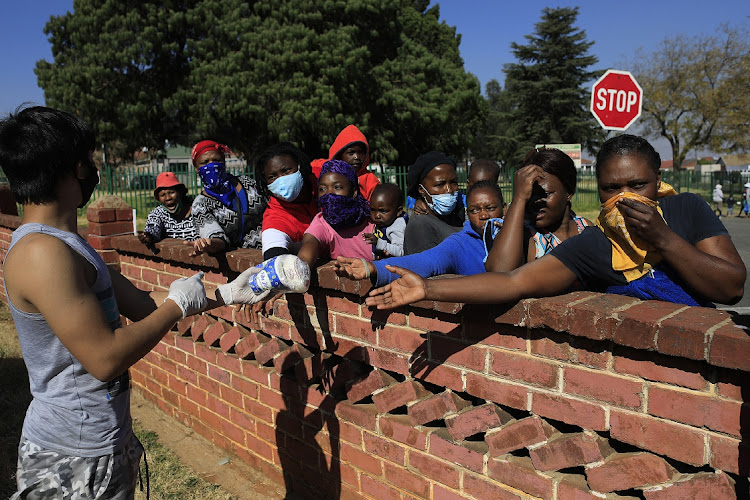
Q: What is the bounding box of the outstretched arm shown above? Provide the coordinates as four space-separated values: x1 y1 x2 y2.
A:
366 255 577 309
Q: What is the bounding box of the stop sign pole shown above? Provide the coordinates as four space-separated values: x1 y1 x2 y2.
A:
590 70 643 131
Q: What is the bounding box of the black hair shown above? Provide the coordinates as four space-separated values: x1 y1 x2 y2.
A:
522 147 577 195
371 183 403 207
467 179 504 206
595 134 660 179
468 159 500 183
0 106 95 204
254 142 313 200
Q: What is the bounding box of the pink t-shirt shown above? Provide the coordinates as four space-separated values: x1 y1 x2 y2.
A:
305 212 374 261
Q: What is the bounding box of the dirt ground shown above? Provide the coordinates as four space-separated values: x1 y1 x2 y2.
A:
130 390 287 500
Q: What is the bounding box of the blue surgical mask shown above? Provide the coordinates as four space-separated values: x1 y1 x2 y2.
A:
422 185 458 215
268 169 304 202
198 161 231 192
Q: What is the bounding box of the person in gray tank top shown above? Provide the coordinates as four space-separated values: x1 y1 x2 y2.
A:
0 107 268 500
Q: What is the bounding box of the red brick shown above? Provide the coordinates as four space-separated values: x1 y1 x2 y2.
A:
432 484 466 500
360 474 399 500
383 461 430 498
408 451 460 489
709 323 750 370
490 350 559 389
567 293 640 341
190 314 214 342
203 320 231 347
379 414 427 450
487 456 555 499
465 373 528 410
295 352 332 384
709 433 749 476
346 369 397 403
254 338 288 366
219 324 245 353
529 431 614 471
556 473 603 500
363 346 410 374
613 351 707 390
609 410 707 466
234 331 267 360
363 432 406 465
340 443 383 476
377 324 425 353
411 361 464 393
428 430 486 473
334 313 378 344
657 308 730 361
407 310 461 334
531 392 607 431
643 471 736 500
273 344 313 374
334 402 379 432
526 293 585 330
564 367 644 409
612 301 685 350
407 390 470 426
462 474 524 500
648 385 743 437
485 416 557 456
429 336 486 371
259 316 291 340
492 300 529 327
586 452 677 493
445 403 513 441
372 380 430 413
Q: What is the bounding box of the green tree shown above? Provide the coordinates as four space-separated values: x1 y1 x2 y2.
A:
36 0 195 159
501 7 604 165
38 0 482 165
632 25 750 169
471 79 520 165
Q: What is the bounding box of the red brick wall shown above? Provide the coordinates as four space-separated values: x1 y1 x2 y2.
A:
1 197 747 499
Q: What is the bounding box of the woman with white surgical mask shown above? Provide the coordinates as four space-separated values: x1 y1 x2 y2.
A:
255 142 319 260
404 151 465 254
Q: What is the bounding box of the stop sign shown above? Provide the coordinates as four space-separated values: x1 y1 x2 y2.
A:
590 70 643 131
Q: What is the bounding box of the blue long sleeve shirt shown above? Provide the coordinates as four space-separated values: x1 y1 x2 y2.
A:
373 220 486 286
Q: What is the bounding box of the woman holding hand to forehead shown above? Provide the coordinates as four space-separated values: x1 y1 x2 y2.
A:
188 140 266 256
366 135 745 310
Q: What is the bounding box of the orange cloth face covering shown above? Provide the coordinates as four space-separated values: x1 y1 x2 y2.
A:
594 182 676 282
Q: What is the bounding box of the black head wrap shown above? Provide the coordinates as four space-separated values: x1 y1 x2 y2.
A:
406 151 457 198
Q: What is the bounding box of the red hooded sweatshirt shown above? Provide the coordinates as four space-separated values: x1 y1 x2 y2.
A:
311 125 380 200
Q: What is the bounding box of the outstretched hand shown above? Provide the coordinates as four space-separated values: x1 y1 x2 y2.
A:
364 265 426 309
186 237 212 257
334 256 374 280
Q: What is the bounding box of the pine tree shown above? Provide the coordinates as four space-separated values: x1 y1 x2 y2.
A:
501 7 604 164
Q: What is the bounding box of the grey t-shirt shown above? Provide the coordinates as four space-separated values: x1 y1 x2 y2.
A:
403 213 463 255
4 223 132 456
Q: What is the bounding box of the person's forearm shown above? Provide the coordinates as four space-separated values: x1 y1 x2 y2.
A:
657 233 745 304
486 202 526 272
207 238 227 253
423 272 524 304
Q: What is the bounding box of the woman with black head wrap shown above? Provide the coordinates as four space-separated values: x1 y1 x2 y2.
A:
404 151 465 254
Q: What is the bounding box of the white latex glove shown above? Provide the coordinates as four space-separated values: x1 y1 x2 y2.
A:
166 272 207 318
217 267 271 305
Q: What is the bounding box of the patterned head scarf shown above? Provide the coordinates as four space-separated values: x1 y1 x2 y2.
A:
191 140 230 166
317 160 370 228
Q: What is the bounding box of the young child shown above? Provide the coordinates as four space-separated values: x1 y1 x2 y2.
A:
312 125 380 200
0 106 267 499
138 171 198 246
364 183 407 259
461 159 501 209
365 135 745 310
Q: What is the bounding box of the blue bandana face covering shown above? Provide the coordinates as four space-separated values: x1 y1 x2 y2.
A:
199 161 237 207
422 185 458 215
268 169 304 202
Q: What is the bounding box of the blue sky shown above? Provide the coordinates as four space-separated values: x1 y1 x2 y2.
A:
1 1 747 158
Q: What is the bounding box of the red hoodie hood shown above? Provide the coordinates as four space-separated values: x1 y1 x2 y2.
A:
328 125 370 174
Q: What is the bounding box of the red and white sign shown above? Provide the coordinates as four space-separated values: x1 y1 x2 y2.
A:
590 70 643 131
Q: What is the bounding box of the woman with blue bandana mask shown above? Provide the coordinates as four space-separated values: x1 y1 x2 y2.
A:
404 151 465 254
255 142 319 260
188 140 266 256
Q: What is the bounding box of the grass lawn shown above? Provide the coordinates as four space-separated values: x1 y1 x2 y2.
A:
0 302 232 500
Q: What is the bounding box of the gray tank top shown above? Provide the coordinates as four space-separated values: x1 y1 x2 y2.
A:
4 223 132 456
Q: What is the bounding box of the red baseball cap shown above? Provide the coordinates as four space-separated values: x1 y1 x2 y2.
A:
154 172 186 200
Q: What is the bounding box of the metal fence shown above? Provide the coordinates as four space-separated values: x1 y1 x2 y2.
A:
2 163 745 220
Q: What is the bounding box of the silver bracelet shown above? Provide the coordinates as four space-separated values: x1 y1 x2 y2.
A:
359 258 371 279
